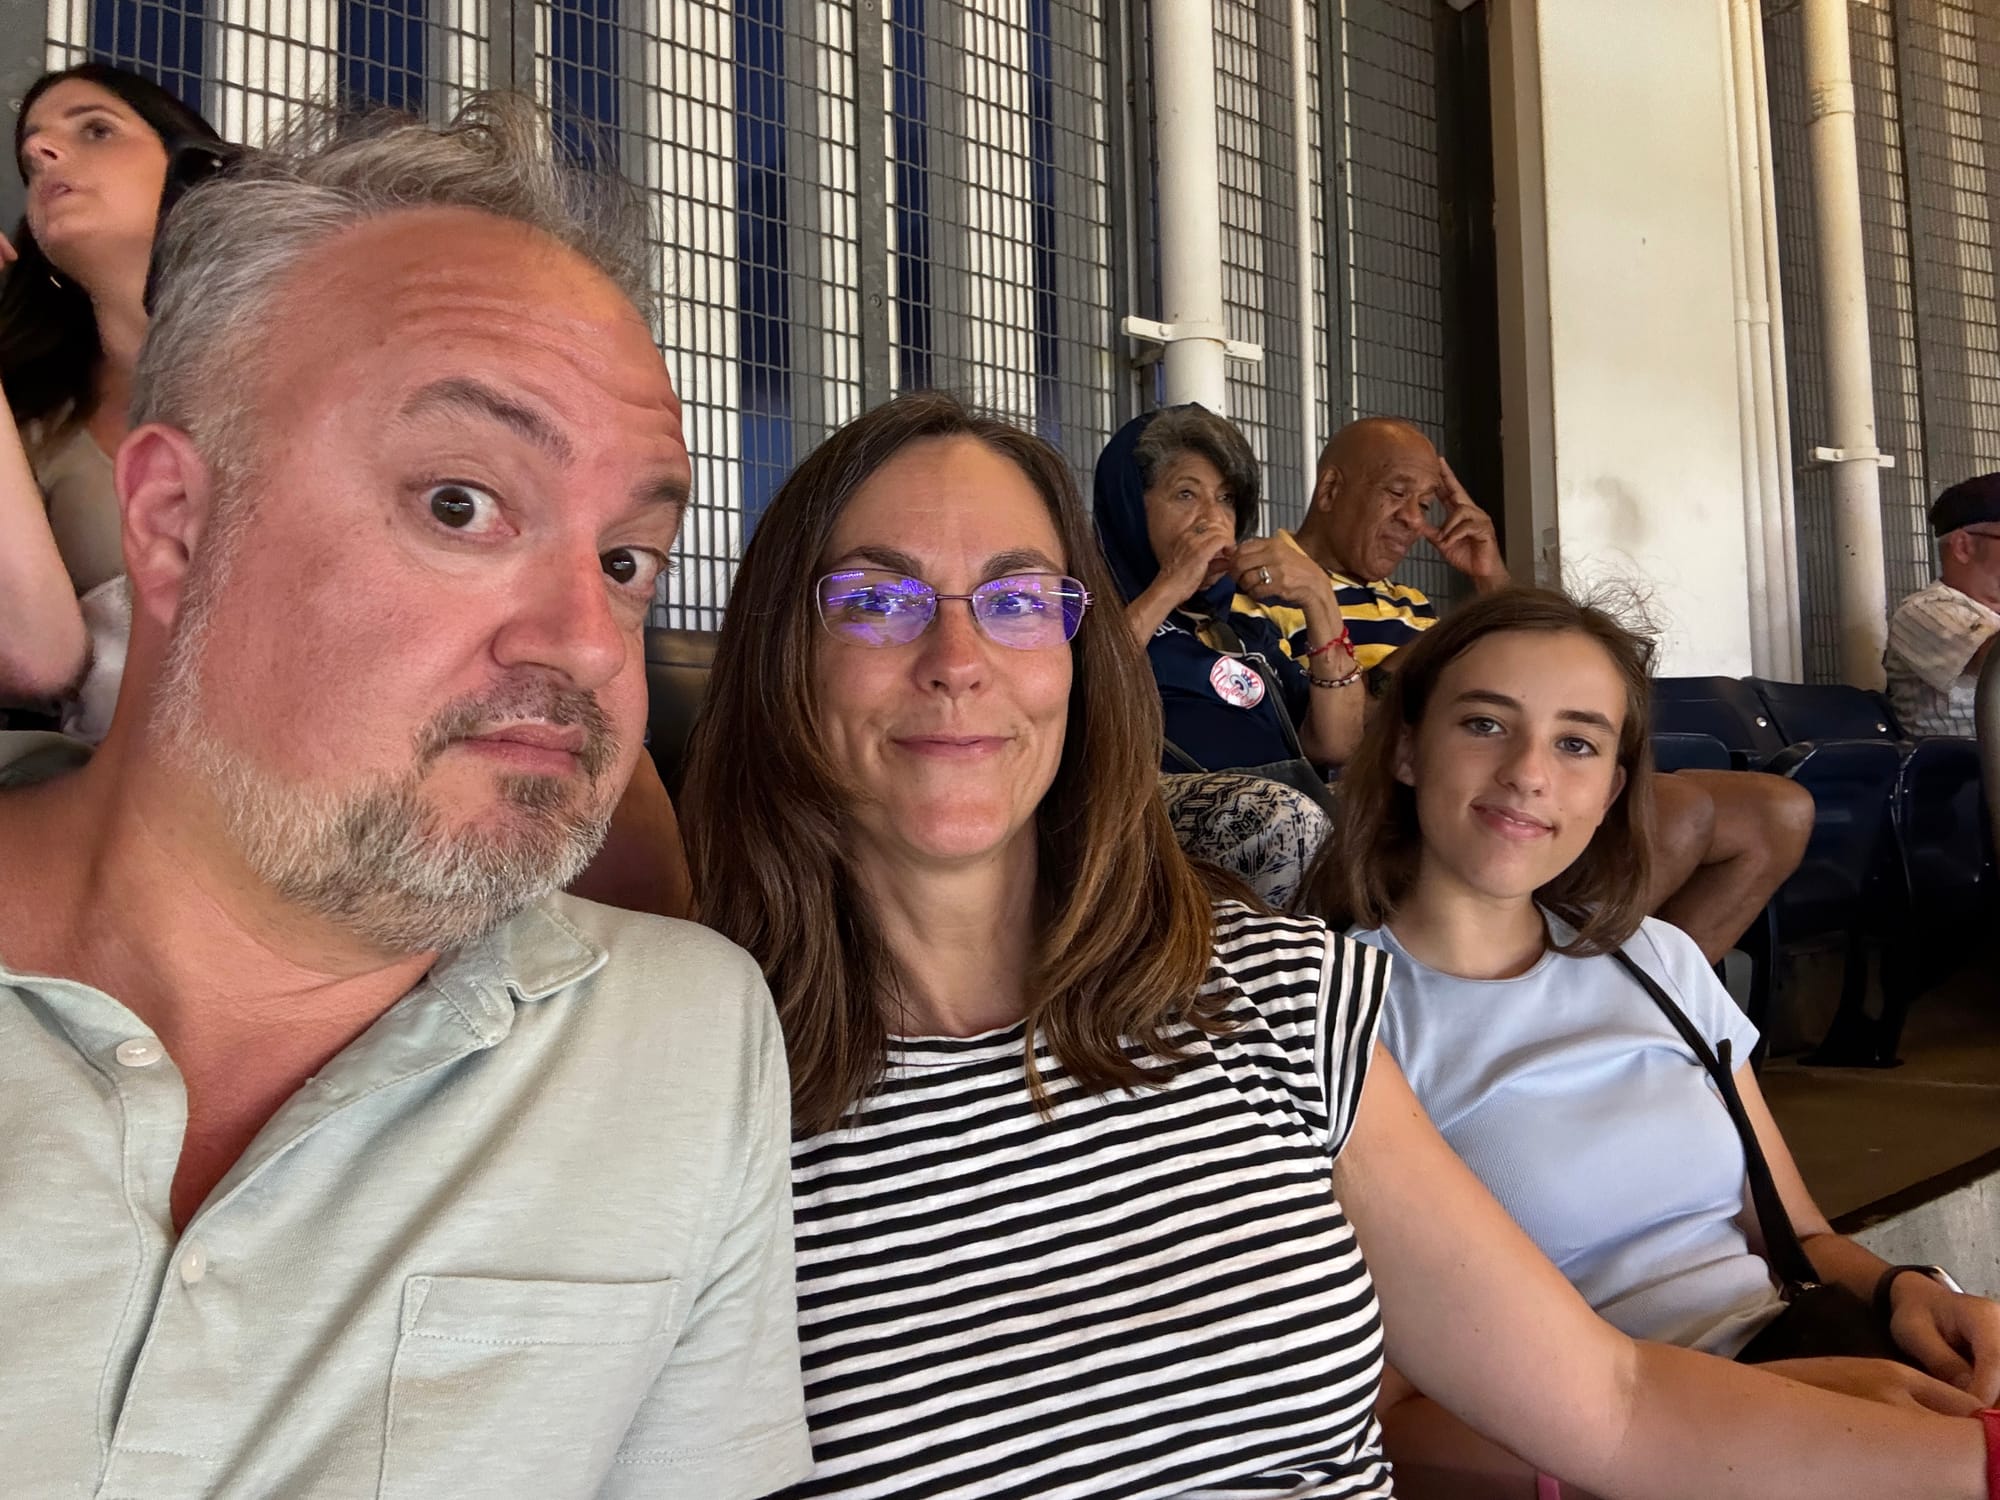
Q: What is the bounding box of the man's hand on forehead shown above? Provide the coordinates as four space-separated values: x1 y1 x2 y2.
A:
1420 456 1508 591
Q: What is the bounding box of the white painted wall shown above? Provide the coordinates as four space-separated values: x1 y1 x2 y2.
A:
1493 0 1758 676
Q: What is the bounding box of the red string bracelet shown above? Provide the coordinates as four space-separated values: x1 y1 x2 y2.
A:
1300 622 1352 661
1979 1408 2000 1499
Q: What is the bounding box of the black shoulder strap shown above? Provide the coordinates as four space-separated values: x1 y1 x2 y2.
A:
1612 948 1820 1292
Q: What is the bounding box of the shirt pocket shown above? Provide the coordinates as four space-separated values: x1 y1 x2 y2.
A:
380 1274 683 1500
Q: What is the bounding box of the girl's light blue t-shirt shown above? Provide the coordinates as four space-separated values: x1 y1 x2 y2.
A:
1356 914 1786 1356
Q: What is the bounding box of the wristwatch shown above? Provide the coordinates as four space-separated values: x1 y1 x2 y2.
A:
1873 1263 1965 1324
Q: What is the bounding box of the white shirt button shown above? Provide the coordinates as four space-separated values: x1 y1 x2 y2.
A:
115 1038 163 1068
179 1242 208 1286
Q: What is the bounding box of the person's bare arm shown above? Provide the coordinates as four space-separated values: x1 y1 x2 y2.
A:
1378 1363 1598 1500
0 388 88 704
566 752 694 920
1336 1046 1985 1500
1735 1062 2000 1402
1424 457 1509 595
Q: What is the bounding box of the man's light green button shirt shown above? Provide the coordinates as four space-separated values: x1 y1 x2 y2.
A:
0 877 811 1499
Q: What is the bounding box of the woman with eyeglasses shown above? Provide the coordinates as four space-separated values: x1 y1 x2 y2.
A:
681 389 1994 1500
1 64 224 737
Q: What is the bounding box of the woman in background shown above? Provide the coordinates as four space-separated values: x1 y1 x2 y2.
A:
1 63 223 735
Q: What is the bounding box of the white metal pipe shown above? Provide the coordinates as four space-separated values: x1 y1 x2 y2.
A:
1291 0 1319 503
1152 0 1230 412
1731 0 1790 676
1802 0 1891 687
1719 0 1775 675
1749 3 1804 678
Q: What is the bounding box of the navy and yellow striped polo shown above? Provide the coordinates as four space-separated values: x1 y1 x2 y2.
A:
1234 530 1439 670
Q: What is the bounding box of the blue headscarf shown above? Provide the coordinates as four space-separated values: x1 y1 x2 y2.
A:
1091 406 1245 617
1089 407 1308 773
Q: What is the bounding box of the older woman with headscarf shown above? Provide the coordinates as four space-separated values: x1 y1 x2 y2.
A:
1091 404 1365 786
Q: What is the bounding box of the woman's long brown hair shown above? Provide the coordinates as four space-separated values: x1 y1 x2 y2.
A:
1299 586 1658 956
682 391 1227 1135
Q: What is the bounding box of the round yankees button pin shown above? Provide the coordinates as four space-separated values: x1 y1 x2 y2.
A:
1209 656 1266 708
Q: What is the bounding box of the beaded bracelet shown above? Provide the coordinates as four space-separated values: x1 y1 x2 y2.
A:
1307 663 1364 690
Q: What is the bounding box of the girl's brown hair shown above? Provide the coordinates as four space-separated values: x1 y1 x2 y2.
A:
682 391 1229 1135
1300 586 1657 956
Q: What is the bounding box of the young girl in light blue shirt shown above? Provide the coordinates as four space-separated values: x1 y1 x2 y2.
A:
1301 585 2000 1498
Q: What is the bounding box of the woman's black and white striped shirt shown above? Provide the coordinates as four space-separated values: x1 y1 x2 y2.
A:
784 904 1394 1500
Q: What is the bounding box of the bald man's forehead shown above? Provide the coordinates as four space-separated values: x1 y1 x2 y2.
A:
1321 417 1435 475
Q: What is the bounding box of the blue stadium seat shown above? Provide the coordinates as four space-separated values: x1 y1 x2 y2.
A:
1749 679 1993 1053
1764 737 1908 1065
1654 676 1909 1064
644 627 719 798
1651 732 1733 774
1650 677 1787 767
1886 737 1996 1007
1746 677 1903 746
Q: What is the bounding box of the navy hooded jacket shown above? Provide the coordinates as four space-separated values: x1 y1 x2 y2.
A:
1091 408 1310 773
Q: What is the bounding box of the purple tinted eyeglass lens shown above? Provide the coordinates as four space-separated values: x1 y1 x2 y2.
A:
972 575 1091 647
817 571 937 646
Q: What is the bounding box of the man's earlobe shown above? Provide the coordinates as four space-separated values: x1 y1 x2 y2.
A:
118 425 214 633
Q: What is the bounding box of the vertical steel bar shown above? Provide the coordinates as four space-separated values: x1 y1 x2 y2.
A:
854 0 893 409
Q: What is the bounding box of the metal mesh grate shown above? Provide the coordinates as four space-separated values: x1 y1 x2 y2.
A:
49 0 486 141
1764 1 1842 682
1215 0 1305 535
44 0 207 112
1765 0 1998 681
1895 0 2000 490
528 0 868 629
883 0 1114 485
1331 0 1453 602
1202 0 1458 604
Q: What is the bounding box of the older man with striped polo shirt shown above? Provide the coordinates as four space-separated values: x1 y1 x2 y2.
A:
1244 418 1503 687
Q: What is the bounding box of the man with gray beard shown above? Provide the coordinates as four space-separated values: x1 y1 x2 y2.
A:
0 98 810 1498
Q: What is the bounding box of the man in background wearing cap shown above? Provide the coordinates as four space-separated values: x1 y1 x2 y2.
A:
1885 475 2000 737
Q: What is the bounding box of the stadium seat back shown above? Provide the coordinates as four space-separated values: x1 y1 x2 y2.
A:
1650 732 1733 774
1747 678 1901 746
1650 677 1786 764
644 626 720 798
1762 739 1902 937
1897 737 1995 914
